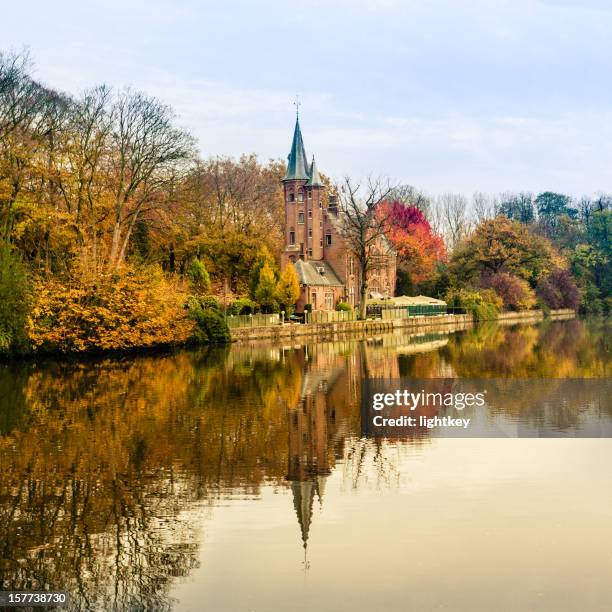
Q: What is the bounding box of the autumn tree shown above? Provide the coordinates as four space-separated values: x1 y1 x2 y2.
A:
255 261 278 313
451 216 562 286
276 262 300 315
378 200 446 288
108 90 195 267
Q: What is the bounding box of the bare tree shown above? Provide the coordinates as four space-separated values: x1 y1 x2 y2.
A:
388 184 432 218
335 177 394 320
437 192 470 249
0 50 62 241
108 90 195 266
472 191 498 224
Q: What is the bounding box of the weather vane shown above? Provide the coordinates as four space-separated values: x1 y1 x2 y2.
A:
294 94 301 118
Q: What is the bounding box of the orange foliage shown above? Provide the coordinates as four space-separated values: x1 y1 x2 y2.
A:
29 265 194 353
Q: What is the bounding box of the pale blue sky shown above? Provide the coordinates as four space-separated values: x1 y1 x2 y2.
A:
4 0 612 196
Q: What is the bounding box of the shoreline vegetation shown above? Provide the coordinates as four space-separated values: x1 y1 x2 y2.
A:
1 50 610 358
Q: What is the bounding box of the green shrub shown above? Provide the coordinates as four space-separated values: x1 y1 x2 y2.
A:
0 245 31 355
336 301 352 312
304 303 312 313
445 288 501 322
187 296 231 345
228 297 258 315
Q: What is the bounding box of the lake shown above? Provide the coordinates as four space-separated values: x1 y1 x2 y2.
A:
0 318 610 611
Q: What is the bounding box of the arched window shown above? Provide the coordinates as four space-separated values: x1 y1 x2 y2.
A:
289 192 295 202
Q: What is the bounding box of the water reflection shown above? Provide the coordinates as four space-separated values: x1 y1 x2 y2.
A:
0 318 609 610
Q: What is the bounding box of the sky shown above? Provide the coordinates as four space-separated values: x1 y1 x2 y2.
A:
3 0 612 197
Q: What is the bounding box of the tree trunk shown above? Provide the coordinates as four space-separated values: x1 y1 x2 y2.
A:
359 276 368 320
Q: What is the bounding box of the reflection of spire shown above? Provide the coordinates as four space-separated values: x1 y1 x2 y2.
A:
291 480 315 550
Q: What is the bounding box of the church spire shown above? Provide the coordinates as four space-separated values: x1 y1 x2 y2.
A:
306 155 323 187
282 117 309 181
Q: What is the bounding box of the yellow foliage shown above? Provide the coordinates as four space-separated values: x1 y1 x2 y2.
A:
28 265 194 353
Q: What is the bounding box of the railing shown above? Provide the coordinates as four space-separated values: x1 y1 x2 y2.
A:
225 313 281 329
307 310 357 324
366 304 465 319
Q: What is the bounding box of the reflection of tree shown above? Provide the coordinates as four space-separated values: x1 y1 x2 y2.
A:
0 318 608 602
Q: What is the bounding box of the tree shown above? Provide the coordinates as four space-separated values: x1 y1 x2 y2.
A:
378 200 446 286
276 262 300 315
498 192 534 224
0 50 64 242
535 191 577 236
0 244 30 353
249 245 276 300
472 192 498 223
480 271 536 311
451 216 561 285
334 177 394 319
387 184 432 219
186 258 210 295
255 261 278 313
436 192 470 248
108 90 195 267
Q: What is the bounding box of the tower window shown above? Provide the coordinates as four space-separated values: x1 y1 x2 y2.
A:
308 209 312 218
308 191 312 199
298 192 304 202
289 192 295 202
298 212 304 224
319 239 323 247
308 248 313 257
325 234 332 246
308 228 312 237
289 231 295 245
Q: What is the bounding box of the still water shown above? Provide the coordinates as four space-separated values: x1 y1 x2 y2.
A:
0 318 610 611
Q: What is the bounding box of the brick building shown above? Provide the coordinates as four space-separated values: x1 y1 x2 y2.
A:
280 117 397 312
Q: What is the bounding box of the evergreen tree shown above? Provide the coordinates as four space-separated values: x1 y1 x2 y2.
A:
187 258 211 295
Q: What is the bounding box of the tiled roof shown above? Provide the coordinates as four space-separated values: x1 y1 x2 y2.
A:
294 259 344 287
282 118 309 181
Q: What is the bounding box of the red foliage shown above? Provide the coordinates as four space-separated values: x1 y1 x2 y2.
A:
536 269 579 310
480 271 536 311
378 200 447 283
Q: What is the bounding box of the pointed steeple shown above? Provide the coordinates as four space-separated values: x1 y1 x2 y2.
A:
305 155 323 187
283 117 309 181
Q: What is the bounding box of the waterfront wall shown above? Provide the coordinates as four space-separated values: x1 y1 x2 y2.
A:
229 309 575 342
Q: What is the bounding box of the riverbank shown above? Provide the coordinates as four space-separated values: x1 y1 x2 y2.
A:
230 309 576 342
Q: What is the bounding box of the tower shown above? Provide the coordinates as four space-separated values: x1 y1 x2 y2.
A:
281 116 325 268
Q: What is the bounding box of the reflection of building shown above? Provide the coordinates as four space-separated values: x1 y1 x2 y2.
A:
286 357 345 555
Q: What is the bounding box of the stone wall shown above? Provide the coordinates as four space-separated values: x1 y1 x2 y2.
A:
229 309 576 343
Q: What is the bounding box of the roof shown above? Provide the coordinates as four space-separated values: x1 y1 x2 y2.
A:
391 295 447 306
305 156 324 187
282 117 309 181
294 259 344 287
